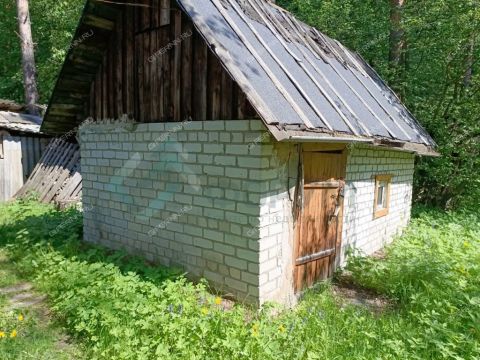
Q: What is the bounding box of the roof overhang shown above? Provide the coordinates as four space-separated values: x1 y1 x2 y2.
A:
267 125 439 156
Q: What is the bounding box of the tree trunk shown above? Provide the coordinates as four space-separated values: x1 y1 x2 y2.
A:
389 0 406 99
16 0 39 116
463 33 475 89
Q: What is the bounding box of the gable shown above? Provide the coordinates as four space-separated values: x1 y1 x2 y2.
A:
41 0 437 155
42 0 257 134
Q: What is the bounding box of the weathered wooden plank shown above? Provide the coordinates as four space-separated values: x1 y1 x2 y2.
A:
20 137 28 180
37 143 76 200
23 139 62 196
161 25 171 120
107 37 115 118
143 29 151 122
193 31 208 121
43 150 81 203
89 81 95 117
143 0 151 31
16 139 82 204
156 27 165 120
38 143 76 200
208 52 222 120
83 15 115 31
136 32 145 122
125 6 135 117
152 0 160 27
101 55 108 119
160 0 170 26
221 69 233 119
115 13 124 117
181 14 193 120
150 29 159 122
172 8 182 122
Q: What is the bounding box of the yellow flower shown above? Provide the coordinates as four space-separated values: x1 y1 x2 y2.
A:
278 324 286 333
251 323 259 337
18 314 24 321
10 330 17 338
463 241 471 248
214 297 222 305
201 307 209 316
0 331 5 338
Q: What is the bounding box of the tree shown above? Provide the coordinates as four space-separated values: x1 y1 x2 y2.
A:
389 0 406 99
16 0 39 115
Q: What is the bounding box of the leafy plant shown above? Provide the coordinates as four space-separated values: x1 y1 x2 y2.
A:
0 200 479 359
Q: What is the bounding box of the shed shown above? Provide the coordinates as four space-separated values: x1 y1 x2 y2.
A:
0 111 50 201
40 0 437 305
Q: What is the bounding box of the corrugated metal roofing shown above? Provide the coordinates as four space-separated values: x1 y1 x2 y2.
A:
40 0 436 153
177 0 435 147
0 111 42 134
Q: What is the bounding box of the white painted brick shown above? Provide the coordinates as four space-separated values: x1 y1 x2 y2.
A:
204 121 225 131
238 157 269 169
226 120 250 131
80 121 296 304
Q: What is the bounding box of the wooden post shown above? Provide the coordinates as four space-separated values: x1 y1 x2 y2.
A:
16 0 39 116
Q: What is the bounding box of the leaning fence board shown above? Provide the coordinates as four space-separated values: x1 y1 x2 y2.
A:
15 138 82 205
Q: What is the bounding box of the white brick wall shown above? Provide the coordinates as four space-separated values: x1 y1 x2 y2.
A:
79 120 415 306
79 120 296 304
340 145 415 264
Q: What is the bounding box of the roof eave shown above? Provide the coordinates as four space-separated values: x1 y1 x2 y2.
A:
270 126 439 157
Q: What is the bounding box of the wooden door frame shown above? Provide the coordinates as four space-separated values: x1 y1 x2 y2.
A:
293 144 347 292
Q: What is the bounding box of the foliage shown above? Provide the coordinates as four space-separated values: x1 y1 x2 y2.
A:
0 0 84 104
1 0 478 207
0 306 82 360
277 0 480 209
1 200 479 359
346 206 480 358
0 249 85 359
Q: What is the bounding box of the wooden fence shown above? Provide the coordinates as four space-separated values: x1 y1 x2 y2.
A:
15 138 82 206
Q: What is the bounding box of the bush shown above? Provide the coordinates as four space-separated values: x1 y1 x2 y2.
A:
0 200 479 359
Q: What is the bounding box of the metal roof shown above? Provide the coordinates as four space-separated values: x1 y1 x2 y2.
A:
177 0 435 149
40 0 436 154
0 111 43 134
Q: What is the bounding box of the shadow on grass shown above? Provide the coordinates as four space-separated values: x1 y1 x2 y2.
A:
0 202 181 287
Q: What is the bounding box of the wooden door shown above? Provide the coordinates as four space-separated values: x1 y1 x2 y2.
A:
294 152 346 292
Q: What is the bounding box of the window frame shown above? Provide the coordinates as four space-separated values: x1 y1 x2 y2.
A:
373 174 392 219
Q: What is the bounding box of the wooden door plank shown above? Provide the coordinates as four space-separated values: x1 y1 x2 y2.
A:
294 151 347 292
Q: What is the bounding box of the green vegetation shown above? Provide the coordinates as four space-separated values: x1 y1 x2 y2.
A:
277 0 480 209
0 200 478 359
1 0 478 207
0 0 84 103
0 249 85 359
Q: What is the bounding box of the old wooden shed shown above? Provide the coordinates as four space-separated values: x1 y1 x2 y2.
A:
0 111 50 201
40 0 437 305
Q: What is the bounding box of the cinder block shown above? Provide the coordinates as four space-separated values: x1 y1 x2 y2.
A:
226 121 249 131
204 144 224 154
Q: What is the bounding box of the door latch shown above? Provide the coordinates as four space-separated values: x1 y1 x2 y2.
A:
328 180 345 224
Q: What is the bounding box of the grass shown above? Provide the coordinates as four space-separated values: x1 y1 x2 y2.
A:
0 199 479 359
0 249 85 359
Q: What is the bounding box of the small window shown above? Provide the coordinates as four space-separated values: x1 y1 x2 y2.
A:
374 175 392 218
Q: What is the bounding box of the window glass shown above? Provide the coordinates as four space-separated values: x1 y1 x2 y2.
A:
377 181 387 208
374 175 392 218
